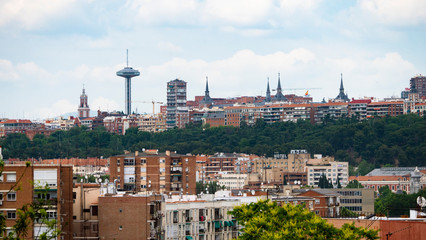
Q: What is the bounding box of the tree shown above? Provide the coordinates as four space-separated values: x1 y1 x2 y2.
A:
0 160 60 239
318 173 332 188
346 180 364 189
229 199 378 240
336 177 342 188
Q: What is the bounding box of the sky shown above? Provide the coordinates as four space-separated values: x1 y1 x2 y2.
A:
1 0 426 120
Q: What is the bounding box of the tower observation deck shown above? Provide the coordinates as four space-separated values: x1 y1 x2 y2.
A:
116 50 140 115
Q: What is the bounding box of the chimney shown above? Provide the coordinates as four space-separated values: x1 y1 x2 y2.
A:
135 151 139 157
166 150 171 156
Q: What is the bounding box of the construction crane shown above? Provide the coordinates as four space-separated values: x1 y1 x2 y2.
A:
132 100 164 114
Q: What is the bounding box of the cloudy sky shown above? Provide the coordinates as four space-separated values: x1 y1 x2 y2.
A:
1 0 425 119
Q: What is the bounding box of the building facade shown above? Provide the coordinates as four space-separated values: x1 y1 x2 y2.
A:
166 79 189 129
109 150 197 195
0 164 73 239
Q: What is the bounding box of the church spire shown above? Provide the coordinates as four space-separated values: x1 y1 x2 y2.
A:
265 77 271 102
272 72 287 102
277 72 282 92
200 76 213 106
205 76 210 96
335 73 349 102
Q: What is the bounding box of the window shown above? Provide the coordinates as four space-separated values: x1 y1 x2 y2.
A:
7 193 16 201
117 159 120 166
7 173 16 182
47 212 57 219
315 199 320 205
91 205 98 216
141 168 147 173
0 175 3 182
7 211 16 219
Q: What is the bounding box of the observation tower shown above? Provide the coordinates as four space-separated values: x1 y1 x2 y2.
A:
116 50 140 115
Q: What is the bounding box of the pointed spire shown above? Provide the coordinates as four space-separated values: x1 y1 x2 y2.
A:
205 76 209 93
335 73 349 102
265 77 271 102
82 84 85 94
272 72 287 102
277 72 282 91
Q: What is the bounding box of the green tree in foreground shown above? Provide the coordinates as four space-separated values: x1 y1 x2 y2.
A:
0 160 60 239
229 200 378 240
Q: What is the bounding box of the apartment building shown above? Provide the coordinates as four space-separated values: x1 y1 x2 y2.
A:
166 79 189 129
109 150 196 195
306 158 349 187
348 99 372 120
366 101 404 118
137 114 167 133
73 183 100 239
218 173 248 190
410 74 426 98
205 153 238 180
251 150 310 173
0 164 73 239
161 193 261 240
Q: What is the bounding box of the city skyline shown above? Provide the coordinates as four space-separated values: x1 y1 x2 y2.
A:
1 0 425 119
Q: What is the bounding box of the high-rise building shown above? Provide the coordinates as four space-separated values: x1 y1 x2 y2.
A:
78 87 90 118
166 79 189 129
410 74 426 98
116 50 140 115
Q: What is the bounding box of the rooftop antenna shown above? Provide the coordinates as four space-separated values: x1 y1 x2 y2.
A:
126 49 129 67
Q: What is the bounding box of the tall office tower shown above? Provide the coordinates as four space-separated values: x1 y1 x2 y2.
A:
78 86 90 118
166 79 189 129
116 50 140 115
410 74 426 98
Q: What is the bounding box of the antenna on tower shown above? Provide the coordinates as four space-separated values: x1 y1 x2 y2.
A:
126 49 129 67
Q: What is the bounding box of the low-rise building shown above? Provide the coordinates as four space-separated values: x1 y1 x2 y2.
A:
297 189 341 218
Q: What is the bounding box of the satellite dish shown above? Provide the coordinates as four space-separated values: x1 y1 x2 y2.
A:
417 196 426 207
251 190 255 195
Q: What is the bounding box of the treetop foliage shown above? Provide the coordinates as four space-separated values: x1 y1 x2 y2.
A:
229 199 378 240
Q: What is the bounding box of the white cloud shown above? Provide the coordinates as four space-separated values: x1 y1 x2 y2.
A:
0 0 76 29
358 0 426 25
203 0 272 25
91 96 120 112
0 59 19 82
131 0 198 24
157 41 183 53
33 99 76 119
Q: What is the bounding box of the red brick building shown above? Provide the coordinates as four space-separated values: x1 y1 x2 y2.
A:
0 164 73 239
98 194 162 240
109 150 196 195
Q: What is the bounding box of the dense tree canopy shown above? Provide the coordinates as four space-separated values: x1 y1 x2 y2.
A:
375 186 426 216
1 114 425 169
229 199 378 240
